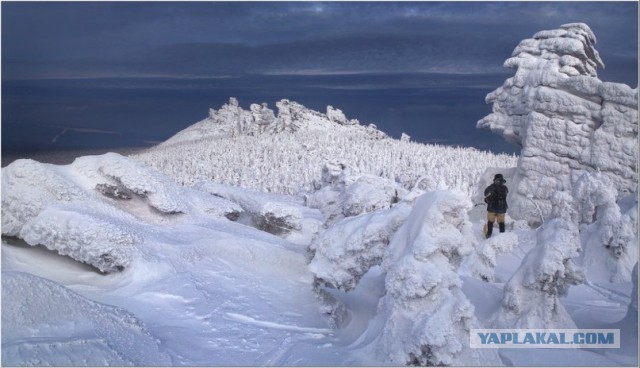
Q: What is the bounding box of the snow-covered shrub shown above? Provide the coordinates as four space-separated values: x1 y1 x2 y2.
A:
493 191 584 329
308 203 411 291
353 191 500 366
478 23 638 225
305 161 408 227
460 232 519 282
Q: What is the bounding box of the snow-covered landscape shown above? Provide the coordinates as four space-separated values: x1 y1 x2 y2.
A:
2 23 637 366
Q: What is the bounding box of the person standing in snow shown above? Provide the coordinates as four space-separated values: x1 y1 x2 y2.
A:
484 173 508 238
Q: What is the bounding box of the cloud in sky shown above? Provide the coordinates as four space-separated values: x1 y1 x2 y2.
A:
2 1 637 85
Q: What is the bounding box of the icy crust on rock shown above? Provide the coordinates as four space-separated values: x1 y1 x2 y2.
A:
134 98 517 196
349 191 500 366
1 153 242 272
1 272 172 366
477 23 638 225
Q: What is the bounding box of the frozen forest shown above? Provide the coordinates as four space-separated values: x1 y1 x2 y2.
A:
2 23 637 366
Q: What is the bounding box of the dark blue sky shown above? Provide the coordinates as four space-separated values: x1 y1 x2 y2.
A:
2 1 638 158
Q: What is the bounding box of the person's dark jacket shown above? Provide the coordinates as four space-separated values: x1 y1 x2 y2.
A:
484 182 508 213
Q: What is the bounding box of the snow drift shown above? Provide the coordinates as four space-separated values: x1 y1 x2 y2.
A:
2 272 172 366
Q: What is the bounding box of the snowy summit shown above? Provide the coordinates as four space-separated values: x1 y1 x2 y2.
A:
2 23 637 366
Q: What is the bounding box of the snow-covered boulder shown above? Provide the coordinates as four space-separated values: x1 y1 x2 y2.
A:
195 181 323 245
493 191 584 329
352 191 500 366
478 23 638 225
1 153 241 272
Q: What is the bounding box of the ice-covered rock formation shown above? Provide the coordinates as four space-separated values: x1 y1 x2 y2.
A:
478 23 638 225
351 191 500 366
160 97 386 149
1 153 241 272
493 191 584 329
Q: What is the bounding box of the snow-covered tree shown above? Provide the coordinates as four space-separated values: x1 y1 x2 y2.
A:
573 172 638 282
493 191 584 329
351 191 500 366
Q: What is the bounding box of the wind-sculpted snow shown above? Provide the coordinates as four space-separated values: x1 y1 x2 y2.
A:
493 191 584 329
478 23 638 225
133 98 517 196
1 153 242 272
1 272 172 366
350 191 500 366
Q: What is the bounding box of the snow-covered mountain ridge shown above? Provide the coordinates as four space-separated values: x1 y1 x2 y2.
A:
133 97 517 196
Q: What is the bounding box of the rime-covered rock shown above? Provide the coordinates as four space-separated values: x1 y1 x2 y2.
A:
160 97 385 148
327 105 356 125
1 153 242 272
478 23 638 225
